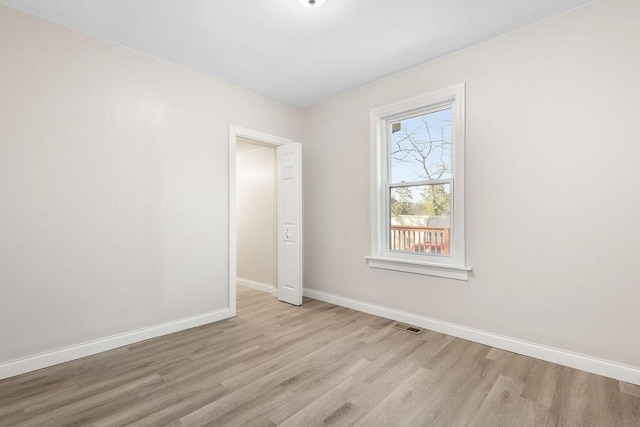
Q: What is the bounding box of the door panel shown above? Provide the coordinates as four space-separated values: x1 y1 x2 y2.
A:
277 143 302 305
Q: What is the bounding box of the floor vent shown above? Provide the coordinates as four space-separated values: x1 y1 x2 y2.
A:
393 323 423 335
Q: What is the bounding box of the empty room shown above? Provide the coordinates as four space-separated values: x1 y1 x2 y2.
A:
0 0 639 425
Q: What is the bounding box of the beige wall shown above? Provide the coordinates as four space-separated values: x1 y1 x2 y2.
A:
237 142 277 288
0 5 301 364
302 0 640 368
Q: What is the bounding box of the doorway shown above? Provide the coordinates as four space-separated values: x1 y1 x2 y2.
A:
235 138 277 296
228 125 303 317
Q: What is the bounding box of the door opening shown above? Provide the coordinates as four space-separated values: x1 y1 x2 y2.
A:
235 138 277 297
228 126 303 317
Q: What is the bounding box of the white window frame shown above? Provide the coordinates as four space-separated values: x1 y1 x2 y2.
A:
366 83 471 280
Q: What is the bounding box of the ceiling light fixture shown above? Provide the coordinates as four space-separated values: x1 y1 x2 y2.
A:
298 0 326 7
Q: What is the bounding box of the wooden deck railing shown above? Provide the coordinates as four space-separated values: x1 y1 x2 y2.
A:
391 225 450 255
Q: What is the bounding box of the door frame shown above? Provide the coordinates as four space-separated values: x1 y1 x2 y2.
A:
228 125 293 317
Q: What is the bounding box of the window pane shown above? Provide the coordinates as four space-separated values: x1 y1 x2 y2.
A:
389 108 452 183
389 184 451 255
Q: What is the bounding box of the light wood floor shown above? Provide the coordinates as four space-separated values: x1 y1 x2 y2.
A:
1 286 639 426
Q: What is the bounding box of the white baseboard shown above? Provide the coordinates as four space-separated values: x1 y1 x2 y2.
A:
237 277 277 296
0 308 230 381
303 288 640 386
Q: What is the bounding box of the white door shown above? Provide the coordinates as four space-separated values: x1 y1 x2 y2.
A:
277 142 303 306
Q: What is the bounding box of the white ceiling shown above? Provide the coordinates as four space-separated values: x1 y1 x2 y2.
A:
1 0 594 107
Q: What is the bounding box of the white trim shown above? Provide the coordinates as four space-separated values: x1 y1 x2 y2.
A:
369 84 470 278
303 288 640 386
237 277 277 296
231 125 292 146
365 256 470 280
0 308 230 380
229 125 292 317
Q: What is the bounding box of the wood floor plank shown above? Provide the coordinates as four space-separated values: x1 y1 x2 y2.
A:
174 328 372 426
278 377 366 427
471 375 549 427
0 286 634 426
353 367 444 426
205 386 293 427
17 374 164 427
92 380 229 427
546 367 624 427
522 359 561 407
621 393 640 426
622 382 640 398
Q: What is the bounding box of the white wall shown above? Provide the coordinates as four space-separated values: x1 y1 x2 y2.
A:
0 5 301 366
236 142 276 288
302 0 640 370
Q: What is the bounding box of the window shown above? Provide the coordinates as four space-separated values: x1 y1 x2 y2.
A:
366 84 471 280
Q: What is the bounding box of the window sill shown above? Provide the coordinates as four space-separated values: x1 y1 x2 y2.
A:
365 256 471 281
